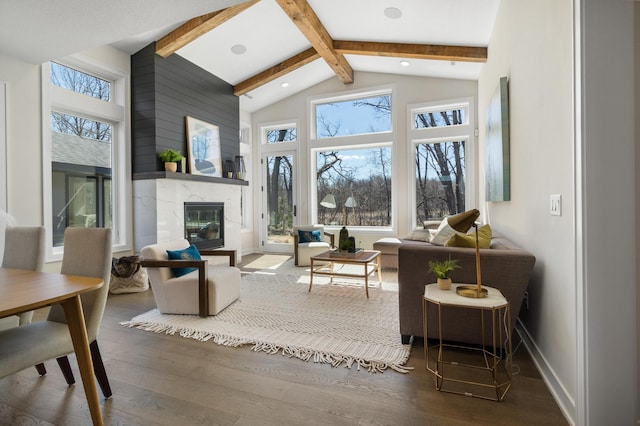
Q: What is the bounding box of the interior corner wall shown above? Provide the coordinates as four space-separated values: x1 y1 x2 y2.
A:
579 0 637 424
131 44 240 174
477 0 577 421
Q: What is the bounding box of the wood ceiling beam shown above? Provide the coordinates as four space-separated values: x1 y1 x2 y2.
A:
234 48 319 96
275 0 353 84
155 0 259 58
334 40 488 63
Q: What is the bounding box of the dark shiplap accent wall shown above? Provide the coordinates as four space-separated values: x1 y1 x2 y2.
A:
131 43 239 174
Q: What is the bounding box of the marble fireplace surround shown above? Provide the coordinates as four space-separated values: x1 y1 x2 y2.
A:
133 174 246 262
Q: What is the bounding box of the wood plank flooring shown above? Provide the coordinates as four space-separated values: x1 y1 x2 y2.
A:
0 254 569 425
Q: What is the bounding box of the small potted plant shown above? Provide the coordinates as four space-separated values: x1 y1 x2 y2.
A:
427 257 461 290
158 148 184 172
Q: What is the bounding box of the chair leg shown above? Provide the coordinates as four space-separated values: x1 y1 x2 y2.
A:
35 363 47 376
56 356 76 385
90 340 112 398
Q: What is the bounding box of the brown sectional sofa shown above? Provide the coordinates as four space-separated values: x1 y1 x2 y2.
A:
398 236 536 346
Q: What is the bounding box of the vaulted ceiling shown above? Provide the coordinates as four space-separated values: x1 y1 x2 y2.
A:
0 0 500 112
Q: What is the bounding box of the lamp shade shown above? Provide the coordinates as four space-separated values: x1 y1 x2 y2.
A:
320 194 337 208
344 196 357 208
447 209 480 233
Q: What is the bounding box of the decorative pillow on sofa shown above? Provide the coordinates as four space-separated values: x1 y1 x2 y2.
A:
298 229 322 243
429 218 458 246
447 224 492 248
166 244 202 277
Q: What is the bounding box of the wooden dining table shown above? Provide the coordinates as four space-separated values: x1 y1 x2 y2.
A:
0 267 105 425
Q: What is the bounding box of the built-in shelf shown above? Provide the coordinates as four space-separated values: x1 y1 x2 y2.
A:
133 171 249 186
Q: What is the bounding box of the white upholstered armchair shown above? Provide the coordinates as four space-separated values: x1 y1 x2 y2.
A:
293 225 335 266
141 240 241 317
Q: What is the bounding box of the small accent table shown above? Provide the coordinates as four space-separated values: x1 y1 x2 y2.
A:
422 283 512 401
309 250 382 298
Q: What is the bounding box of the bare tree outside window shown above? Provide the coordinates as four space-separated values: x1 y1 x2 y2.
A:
265 128 295 244
50 62 111 101
414 108 467 225
50 62 112 142
314 94 392 227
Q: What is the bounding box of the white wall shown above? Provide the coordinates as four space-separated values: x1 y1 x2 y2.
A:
479 0 638 424
478 0 577 419
0 54 43 227
249 71 478 251
239 109 256 255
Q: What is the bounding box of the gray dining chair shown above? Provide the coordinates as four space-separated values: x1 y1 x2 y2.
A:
0 225 45 331
0 227 113 398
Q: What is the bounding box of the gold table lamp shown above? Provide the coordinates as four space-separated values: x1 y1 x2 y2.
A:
446 209 488 298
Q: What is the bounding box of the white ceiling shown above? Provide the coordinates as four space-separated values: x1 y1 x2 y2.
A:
0 0 500 112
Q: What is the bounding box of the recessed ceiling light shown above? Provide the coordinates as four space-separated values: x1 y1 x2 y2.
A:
384 7 402 19
400 60 410 67
231 44 247 55
281 82 289 88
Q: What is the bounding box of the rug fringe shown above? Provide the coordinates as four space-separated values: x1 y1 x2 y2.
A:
120 319 413 373
120 320 250 347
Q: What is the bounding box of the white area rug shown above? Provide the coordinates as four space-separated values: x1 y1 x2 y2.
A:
121 261 411 373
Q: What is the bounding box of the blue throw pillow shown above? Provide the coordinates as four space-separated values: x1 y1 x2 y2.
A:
166 244 201 278
298 229 322 243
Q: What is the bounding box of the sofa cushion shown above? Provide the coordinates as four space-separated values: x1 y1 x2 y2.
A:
447 224 492 248
166 244 201 277
404 228 433 242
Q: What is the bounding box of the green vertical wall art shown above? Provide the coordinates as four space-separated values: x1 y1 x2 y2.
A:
485 76 510 201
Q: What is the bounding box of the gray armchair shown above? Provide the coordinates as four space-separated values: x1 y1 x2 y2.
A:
0 225 45 331
0 227 113 398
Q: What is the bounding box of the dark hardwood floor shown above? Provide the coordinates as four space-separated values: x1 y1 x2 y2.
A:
0 254 568 425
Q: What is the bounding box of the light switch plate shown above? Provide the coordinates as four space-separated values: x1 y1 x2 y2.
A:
550 194 562 216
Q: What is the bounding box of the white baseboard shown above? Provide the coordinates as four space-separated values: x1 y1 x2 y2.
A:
515 320 576 426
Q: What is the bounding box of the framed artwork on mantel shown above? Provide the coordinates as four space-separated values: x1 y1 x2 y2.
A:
485 76 510 201
185 116 222 177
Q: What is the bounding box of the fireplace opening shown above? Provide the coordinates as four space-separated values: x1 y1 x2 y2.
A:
184 202 224 250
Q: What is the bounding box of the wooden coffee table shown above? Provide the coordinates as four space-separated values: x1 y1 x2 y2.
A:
309 249 382 298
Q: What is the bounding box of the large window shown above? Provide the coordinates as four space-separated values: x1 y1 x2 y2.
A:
311 89 393 228
314 93 391 138
410 99 474 227
414 139 466 223
316 146 391 227
44 58 128 258
264 125 296 144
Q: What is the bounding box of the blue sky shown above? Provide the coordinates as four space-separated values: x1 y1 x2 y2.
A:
315 96 391 137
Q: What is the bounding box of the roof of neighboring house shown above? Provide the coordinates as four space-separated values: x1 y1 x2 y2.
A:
51 132 111 169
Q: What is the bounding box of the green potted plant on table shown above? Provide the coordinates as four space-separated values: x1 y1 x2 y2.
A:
158 148 184 172
427 257 461 290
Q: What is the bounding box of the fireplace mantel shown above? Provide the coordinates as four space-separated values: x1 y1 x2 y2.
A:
133 171 248 186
